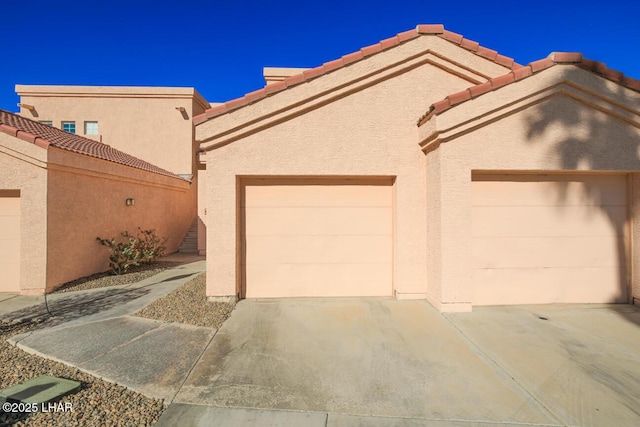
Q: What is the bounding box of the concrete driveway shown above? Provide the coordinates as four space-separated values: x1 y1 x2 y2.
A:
171 299 640 426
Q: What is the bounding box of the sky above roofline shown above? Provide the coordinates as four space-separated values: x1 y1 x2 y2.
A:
0 0 638 113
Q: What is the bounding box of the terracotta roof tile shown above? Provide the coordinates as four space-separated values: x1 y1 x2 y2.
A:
446 89 472 106
323 58 345 73
418 52 640 126
193 24 520 126
549 52 582 63
263 80 288 95
361 43 383 57
416 24 445 34
529 58 555 73
490 72 515 89
439 30 463 44
431 99 451 114
0 110 179 179
245 88 267 103
477 46 498 61
512 66 533 81
459 38 480 52
396 29 420 42
342 51 364 65
468 81 492 98
302 67 325 80
379 36 400 50
495 54 515 68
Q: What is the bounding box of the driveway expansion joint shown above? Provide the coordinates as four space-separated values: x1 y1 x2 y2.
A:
442 313 563 424
168 325 220 404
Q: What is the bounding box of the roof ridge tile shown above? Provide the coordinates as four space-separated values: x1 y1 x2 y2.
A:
193 24 521 126
418 52 640 126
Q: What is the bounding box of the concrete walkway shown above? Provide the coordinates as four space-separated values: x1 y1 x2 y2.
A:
3 269 640 426
4 260 210 402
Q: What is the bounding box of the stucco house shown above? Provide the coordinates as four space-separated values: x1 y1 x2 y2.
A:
0 111 195 294
15 85 211 256
194 25 640 312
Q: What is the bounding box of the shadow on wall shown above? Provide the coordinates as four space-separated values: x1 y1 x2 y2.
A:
524 66 640 308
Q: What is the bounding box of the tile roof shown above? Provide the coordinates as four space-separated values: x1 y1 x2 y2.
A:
0 110 180 178
193 24 520 125
418 52 640 126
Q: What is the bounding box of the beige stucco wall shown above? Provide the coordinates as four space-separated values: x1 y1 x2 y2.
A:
16 85 208 176
45 147 195 292
198 35 513 300
422 66 640 311
0 133 48 294
633 175 640 306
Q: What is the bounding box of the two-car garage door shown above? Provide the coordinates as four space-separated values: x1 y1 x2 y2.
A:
241 178 393 298
472 174 628 305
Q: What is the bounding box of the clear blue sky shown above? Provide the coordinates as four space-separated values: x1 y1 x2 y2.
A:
1 0 638 111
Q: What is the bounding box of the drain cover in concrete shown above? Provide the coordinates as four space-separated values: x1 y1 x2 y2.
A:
0 375 80 404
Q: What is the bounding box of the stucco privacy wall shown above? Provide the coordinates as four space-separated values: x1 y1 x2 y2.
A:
198 34 513 299
16 85 209 176
0 133 47 294
420 65 640 310
45 147 194 292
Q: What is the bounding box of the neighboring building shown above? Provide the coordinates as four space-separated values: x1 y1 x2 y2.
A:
195 25 640 311
0 111 195 294
15 85 211 255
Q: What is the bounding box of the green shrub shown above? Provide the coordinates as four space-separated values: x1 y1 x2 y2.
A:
97 228 168 275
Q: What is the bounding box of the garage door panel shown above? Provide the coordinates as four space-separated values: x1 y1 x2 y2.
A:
0 194 20 293
245 263 392 298
244 183 391 207
473 236 624 269
0 216 20 240
242 179 393 298
245 235 392 264
473 267 627 305
472 206 626 237
472 174 627 306
0 244 20 262
0 197 21 214
472 177 626 207
245 206 392 236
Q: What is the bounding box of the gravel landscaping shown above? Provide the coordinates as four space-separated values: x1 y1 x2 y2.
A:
0 321 166 427
53 262 184 294
135 273 236 329
1 264 235 426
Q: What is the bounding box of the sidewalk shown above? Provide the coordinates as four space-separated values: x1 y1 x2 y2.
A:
3 260 210 403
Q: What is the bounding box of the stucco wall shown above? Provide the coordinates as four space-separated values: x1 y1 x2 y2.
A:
17 86 207 176
0 133 48 294
201 35 513 299
45 147 195 292
426 90 640 310
632 174 640 306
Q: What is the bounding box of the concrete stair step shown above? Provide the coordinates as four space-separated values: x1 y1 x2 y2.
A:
178 219 199 254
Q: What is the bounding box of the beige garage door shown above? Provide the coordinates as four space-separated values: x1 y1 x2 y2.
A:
0 191 21 293
242 178 393 298
472 174 628 305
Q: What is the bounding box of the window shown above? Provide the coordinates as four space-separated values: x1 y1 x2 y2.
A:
62 121 76 134
84 121 99 135
39 121 53 126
